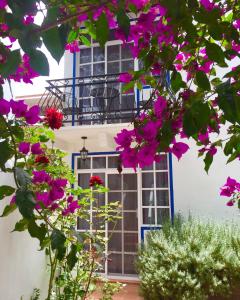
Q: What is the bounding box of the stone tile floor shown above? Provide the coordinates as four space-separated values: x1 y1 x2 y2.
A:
88 282 144 300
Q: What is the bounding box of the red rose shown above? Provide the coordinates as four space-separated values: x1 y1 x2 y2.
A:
89 176 103 187
44 108 63 130
35 155 50 164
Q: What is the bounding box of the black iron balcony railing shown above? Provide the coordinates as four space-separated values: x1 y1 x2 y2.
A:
39 73 164 126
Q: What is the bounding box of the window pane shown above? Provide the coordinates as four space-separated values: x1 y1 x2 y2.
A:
77 157 91 169
156 154 168 170
121 60 134 73
108 232 122 252
92 212 105 230
108 192 121 204
142 190 155 206
80 64 91 77
124 233 138 252
156 190 169 206
79 86 91 98
107 61 120 74
141 164 153 171
93 192 105 207
123 174 137 190
92 157 106 169
93 63 105 75
157 208 170 225
143 208 155 225
108 253 122 274
124 212 138 231
80 48 91 64
107 45 120 61
122 44 132 59
108 217 122 230
93 47 105 62
108 174 121 190
123 192 137 210
142 173 154 188
156 172 168 188
78 173 90 188
108 156 119 168
121 94 135 110
77 217 90 230
124 254 137 274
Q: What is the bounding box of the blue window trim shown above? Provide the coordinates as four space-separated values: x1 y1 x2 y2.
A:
71 150 175 225
72 52 77 126
141 226 161 242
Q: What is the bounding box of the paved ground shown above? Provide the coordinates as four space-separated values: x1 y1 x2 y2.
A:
88 282 144 300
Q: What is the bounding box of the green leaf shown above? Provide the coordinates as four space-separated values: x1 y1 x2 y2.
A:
28 219 47 245
0 85 3 98
0 185 15 200
42 24 69 64
29 50 49 76
0 140 14 171
11 125 24 140
18 25 42 54
15 167 31 188
15 189 35 219
1 203 17 217
183 101 211 136
206 42 225 64
171 71 186 93
51 229 66 260
196 71 211 90
96 13 109 48
204 152 213 173
117 8 130 37
67 244 78 270
0 50 21 78
80 35 91 47
12 218 29 232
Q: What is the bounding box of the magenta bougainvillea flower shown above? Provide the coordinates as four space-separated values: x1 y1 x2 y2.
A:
118 73 133 83
0 99 10 115
220 177 240 197
31 143 43 155
18 142 30 155
10 99 28 118
32 170 51 184
0 0 7 9
65 41 80 53
170 142 189 160
25 105 41 124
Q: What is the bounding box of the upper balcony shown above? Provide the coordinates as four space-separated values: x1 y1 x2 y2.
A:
38 73 159 127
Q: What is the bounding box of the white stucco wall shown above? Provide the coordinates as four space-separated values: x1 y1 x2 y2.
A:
173 139 240 221
0 172 48 300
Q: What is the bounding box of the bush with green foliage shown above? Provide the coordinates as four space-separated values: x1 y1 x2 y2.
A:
138 217 240 300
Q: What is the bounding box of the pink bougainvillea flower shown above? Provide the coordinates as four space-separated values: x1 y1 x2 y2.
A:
10 99 28 117
10 195 16 205
171 142 189 160
118 73 133 83
68 200 80 213
18 142 30 155
32 170 51 184
115 129 134 150
65 41 80 53
233 19 240 30
36 192 51 208
154 96 167 118
23 15 34 25
141 121 158 142
226 200 234 206
0 99 10 115
0 0 7 9
200 0 215 11
25 105 40 124
208 146 217 157
67 195 74 203
31 143 43 155
220 177 239 197
50 203 59 211
49 186 65 201
198 132 209 145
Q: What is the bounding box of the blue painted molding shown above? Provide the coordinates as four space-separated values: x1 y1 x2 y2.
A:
168 153 175 222
141 226 161 242
71 52 77 126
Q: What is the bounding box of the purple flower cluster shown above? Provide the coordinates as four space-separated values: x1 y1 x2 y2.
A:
19 142 43 155
220 177 240 199
115 95 190 169
0 99 40 124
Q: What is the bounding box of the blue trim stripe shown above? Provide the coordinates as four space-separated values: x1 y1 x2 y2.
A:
72 52 77 126
168 153 175 222
141 226 161 242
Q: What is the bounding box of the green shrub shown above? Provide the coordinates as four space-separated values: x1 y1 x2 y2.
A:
137 217 240 300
